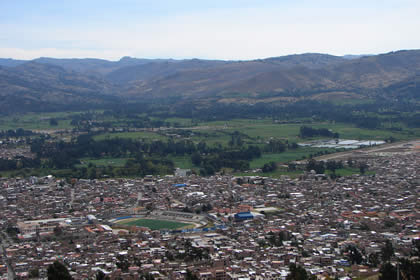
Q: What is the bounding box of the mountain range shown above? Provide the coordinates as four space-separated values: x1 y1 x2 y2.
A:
0 50 419 113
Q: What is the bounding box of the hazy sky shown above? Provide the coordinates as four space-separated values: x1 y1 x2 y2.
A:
1 0 419 60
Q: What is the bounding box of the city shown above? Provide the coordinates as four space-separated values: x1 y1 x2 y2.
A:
1 141 418 279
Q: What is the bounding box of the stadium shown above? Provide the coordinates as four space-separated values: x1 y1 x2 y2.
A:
109 210 211 232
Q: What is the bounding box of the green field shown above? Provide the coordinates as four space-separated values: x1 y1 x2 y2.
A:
1 111 419 143
76 157 130 167
77 155 192 169
168 155 194 169
249 147 336 168
88 119 420 146
0 112 76 130
190 130 233 146
198 119 420 142
164 117 194 127
93 131 166 141
1 111 418 180
118 218 191 230
170 147 337 171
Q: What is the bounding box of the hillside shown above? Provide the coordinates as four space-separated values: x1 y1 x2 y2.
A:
122 50 420 102
0 50 419 112
0 62 118 113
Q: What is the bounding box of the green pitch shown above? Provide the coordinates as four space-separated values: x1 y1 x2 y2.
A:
119 218 191 230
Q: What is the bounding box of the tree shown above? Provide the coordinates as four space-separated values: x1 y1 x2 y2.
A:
140 273 155 280
306 159 325 174
267 231 285 247
381 240 394 263
386 136 396 143
286 263 316 280
116 255 130 272
28 268 40 278
95 270 110 280
411 239 420 257
326 160 342 173
299 126 338 139
345 245 363 265
368 252 380 267
191 152 201 166
379 262 398 280
229 131 243 147
53 225 63 236
185 269 199 280
289 142 299 149
262 161 277 173
288 163 297 171
398 258 420 280
266 139 286 153
359 162 369 174
47 261 72 280
49 119 59 126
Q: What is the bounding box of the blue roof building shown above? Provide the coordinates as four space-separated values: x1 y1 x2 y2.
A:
234 211 254 221
173 183 187 187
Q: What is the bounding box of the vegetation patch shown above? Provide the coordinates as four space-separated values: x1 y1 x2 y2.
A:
168 155 194 169
93 131 166 141
249 148 335 168
77 157 130 167
117 218 191 230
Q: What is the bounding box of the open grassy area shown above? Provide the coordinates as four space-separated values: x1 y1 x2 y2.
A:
76 157 130 167
188 130 233 147
169 147 339 171
118 218 191 230
1 111 418 181
93 131 166 141
199 119 420 142
200 119 303 141
164 117 194 127
249 147 336 168
321 124 420 141
0 168 80 179
0 112 77 130
2 110 418 143
168 155 194 169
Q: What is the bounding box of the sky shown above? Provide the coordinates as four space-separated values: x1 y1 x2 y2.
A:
1 0 419 60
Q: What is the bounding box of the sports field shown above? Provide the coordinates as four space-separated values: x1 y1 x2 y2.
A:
117 218 191 230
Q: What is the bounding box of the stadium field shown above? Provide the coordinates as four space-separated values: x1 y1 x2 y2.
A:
117 218 191 230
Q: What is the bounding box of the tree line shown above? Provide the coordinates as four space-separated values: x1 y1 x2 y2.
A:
299 126 339 138
0 128 37 138
25 133 268 178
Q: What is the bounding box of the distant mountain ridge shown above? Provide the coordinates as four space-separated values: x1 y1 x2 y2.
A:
0 61 118 113
0 58 27 67
0 50 419 113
